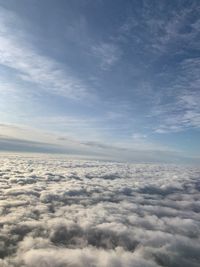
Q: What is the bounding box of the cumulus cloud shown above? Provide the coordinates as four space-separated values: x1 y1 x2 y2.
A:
0 155 199 266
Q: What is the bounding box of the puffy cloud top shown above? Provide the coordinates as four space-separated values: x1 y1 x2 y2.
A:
0 154 200 266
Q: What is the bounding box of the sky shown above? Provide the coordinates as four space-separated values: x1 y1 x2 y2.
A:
0 0 199 163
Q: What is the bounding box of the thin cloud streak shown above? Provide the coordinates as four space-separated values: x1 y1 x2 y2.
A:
0 124 199 164
0 7 91 100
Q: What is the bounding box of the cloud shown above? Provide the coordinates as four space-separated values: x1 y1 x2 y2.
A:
116 2 200 134
0 136 67 154
0 7 91 100
81 141 127 151
153 59 200 133
0 123 199 163
119 2 200 55
92 42 121 70
0 155 200 266
132 133 147 139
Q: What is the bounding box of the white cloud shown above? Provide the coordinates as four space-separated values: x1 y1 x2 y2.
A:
153 57 200 133
1 123 193 163
0 7 91 100
112 2 200 136
132 133 147 140
119 2 200 54
0 155 200 266
92 42 121 70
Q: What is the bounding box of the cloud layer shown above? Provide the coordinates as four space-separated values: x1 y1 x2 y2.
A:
0 155 199 266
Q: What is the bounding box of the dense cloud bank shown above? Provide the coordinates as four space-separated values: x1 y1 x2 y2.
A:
0 154 200 267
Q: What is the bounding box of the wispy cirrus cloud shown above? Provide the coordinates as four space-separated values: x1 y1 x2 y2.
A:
111 1 200 135
0 7 92 100
119 1 200 55
153 57 200 133
91 42 121 70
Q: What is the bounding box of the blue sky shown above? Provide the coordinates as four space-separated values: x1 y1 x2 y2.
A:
0 0 199 162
